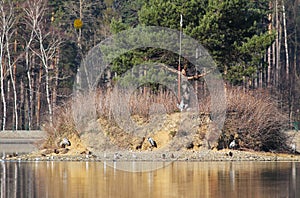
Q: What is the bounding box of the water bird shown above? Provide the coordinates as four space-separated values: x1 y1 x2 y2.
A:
148 137 157 148
132 153 137 159
291 143 296 153
113 153 120 161
177 98 188 112
59 138 71 148
171 153 175 158
229 140 236 149
2 151 5 160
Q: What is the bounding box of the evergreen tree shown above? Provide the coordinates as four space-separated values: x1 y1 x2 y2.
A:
138 0 274 85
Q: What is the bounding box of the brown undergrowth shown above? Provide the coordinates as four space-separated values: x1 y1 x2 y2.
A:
219 87 290 152
41 86 292 154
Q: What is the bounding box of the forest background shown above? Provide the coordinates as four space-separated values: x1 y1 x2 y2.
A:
0 0 299 136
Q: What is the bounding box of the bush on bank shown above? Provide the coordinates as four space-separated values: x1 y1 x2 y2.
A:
42 87 292 153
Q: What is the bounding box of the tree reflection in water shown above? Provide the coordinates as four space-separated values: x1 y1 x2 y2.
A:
0 161 299 198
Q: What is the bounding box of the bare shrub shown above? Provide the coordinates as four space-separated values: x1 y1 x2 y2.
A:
219 87 290 152
43 84 290 153
129 87 178 118
72 92 98 132
96 86 178 121
42 86 179 149
41 102 78 149
198 96 211 113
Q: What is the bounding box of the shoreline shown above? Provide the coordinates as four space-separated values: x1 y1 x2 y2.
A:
3 149 300 162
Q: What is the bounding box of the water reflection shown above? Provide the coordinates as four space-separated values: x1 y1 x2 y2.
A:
1 161 299 197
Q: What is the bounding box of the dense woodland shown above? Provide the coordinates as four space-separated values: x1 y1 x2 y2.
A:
0 0 300 131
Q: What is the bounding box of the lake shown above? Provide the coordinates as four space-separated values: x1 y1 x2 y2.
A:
1 161 299 198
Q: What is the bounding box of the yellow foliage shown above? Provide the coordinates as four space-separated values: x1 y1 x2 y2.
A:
74 18 83 29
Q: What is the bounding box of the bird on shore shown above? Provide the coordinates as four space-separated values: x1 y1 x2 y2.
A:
148 137 157 149
177 98 188 112
291 143 296 153
114 152 120 161
59 138 71 148
229 140 236 149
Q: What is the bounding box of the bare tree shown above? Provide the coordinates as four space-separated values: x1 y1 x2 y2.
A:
0 0 18 130
0 0 7 130
267 1 273 88
22 0 45 129
275 0 282 88
282 0 290 82
4 1 19 130
29 0 63 125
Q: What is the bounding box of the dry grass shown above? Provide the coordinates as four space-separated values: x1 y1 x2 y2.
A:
41 87 180 150
95 87 178 120
41 102 79 149
42 85 291 153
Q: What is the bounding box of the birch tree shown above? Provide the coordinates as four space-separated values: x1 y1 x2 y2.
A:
22 0 45 130
0 0 18 130
4 2 18 130
0 0 7 130
275 0 282 88
282 0 290 82
30 0 63 125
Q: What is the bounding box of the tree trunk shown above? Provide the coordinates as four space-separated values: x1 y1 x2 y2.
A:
26 51 33 130
20 80 25 129
282 0 289 82
24 30 35 130
0 1 6 130
267 1 273 87
36 64 42 128
52 50 59 111
0 36 6 130
294 0 298 80
45 67 53 124
76 0 83 92
282 0 292 121
31 55 35 128
275 0 282 89
6 35 18 130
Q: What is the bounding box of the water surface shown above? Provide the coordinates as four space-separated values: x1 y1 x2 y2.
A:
1 161 299 198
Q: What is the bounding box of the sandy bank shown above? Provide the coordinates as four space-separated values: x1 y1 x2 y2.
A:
3 149 300 162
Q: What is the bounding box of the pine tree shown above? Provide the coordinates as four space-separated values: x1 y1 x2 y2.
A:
138 0 273 85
